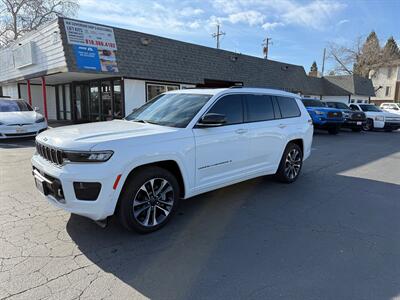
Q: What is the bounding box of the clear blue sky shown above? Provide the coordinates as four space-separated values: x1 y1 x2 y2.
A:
78 0 400 74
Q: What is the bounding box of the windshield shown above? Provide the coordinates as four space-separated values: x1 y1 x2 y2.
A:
302 99 326 108
359 105 381 112
0 99 32 112
327 102 349 109
125 93 212 128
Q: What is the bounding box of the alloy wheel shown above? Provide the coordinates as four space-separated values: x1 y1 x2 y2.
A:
284 149 302 180
132 178 174 227
363 119 373 131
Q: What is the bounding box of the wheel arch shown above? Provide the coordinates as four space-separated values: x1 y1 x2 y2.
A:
120 160 186 199
287 138 304 153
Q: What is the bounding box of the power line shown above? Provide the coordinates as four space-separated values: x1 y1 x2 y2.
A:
212 23 225 49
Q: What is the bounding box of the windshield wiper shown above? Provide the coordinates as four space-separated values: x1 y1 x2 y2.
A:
132 119 149 124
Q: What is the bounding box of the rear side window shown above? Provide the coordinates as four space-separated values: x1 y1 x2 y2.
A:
276 97 301 118
208 94 243 125
244 94 275 122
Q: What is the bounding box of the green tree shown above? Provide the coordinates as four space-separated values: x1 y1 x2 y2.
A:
382 36 400 62
354 31 381 77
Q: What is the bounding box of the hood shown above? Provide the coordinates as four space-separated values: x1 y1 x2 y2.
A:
0 111 43 125
306 107 342 113
36 120 179 150
362 111 385 117
383 111 400 118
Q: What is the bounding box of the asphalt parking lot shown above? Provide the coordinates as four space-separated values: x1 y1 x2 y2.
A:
1 130 400 300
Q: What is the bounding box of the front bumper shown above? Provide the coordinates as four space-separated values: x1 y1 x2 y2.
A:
31 153 122 221
342 119 366 129
0 123 47 139
384 122 400 130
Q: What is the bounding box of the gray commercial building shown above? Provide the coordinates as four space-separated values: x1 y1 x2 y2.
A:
0 17 375 122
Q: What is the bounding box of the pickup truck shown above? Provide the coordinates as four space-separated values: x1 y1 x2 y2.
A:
301 98 344 134
325 101 366 132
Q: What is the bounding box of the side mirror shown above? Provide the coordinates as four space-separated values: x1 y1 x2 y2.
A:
34 107 40 112
197 113 226 127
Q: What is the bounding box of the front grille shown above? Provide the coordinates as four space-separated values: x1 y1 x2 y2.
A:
350 112 366 120
36 142 64 166
327 111 342 118
5 132 36 137
7 123 33 126
386 118 400 123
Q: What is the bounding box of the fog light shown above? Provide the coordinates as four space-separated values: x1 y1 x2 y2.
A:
73 182 101 201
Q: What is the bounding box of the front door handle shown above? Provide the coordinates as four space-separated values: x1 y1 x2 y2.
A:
278 124 287 129
235 128 248 134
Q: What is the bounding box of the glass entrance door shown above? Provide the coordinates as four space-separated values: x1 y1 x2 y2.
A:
72 79 123 123
101 81 113 121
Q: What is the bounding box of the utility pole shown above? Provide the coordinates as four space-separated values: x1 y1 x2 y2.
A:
321 48 326 76
262 37 272 59
212 23 225 49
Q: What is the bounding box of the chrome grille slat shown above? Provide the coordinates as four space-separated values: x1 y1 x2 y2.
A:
36 141 63 166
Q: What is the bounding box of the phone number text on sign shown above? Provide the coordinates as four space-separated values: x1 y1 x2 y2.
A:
64 19 117 51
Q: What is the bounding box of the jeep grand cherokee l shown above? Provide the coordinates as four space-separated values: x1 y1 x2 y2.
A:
32 88 313 233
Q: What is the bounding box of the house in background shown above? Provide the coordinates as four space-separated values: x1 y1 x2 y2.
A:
369 60 400 105
0 17 375 123
322 75 375 104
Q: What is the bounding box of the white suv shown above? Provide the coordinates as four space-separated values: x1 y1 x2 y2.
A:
32 88 313 233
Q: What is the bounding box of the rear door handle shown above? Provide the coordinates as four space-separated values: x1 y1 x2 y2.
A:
235 128 248 134
278 124 287 129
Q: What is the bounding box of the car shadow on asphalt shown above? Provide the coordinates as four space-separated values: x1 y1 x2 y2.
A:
65 130 400 300
0 137 35 149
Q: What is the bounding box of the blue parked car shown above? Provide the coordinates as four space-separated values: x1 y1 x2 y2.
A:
301 98 344 135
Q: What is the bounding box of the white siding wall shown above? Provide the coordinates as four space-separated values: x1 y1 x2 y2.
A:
124 79 146 115
370 66 399 101
0 20 67 83
1 84 19 98
19 85 57 120
321 96 349 104
349 95 369 103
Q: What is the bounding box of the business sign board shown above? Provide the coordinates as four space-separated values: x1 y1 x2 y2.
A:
65 19 118 72
73 45 101 71
13 42 34 68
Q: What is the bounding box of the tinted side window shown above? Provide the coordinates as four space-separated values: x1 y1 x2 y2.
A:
244 94 275 122
326 102 336 108
350 105 360 111
277 97 301 118
208 94 243 125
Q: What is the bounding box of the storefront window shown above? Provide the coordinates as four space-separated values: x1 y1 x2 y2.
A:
146 83 179 101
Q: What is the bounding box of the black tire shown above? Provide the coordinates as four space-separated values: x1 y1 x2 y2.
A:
328 127 339 135
275 143 303 183
363 119 374 131
117 166 180 233
352 128 362 132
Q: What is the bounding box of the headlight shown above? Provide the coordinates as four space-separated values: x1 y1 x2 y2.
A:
35 117 45 123
375 116 384 121
343 113 350 118
314 110 325 115
63 151 114 163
